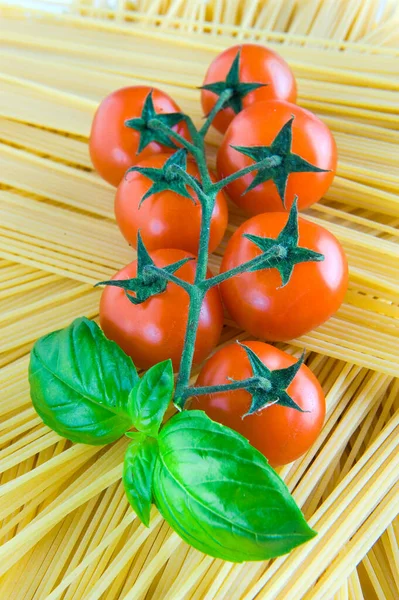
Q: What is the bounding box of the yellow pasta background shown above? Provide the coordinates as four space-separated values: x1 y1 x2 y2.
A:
0 0 398 598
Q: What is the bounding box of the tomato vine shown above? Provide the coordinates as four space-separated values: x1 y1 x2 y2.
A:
117 90 324 410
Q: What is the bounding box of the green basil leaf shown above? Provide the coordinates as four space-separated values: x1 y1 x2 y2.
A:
129 359 174 436
29 317 138 445
123 433 159 527
153 410 316 562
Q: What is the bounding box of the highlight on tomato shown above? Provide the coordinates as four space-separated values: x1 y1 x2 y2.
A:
220 211 348 341
99 248 224 370
217 99 337 214
191 341 326 466
115 151 228 255
89 86 189 187
201 44 297 134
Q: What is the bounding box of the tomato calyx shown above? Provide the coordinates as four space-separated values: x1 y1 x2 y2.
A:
95 232 193 304
124 90 186 153
237 343 306 416
200 49 267 115
243 198 324 286
126 150 198 206
232 116 330 207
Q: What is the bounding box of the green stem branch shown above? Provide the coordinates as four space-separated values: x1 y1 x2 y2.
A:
199 90 233 137
182 114 201 144
195 200 214 284
148 118 199 157
183 378 255 400
201 246 282 290
174 288 205 409
194 136 213 190
169 165 208 204
211 154 282 193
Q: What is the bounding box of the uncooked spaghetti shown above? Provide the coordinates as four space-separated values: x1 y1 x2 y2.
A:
0 1 398 598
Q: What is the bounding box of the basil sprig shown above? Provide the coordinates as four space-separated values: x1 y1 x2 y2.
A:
30 318 316 562
123 369 315 562
29 318 138 445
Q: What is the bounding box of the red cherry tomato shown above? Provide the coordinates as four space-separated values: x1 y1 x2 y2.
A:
201 44 297 134
115 153 228 255
90 86 189 187
217 100 337 214
99 249 223 370
220 212 348 341
191 341 325 466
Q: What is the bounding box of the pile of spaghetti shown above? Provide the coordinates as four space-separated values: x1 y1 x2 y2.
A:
0 1 398 598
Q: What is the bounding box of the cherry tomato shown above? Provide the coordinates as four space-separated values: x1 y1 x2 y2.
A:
217 100 337 214
90 86 189 187
201 44 297 134
191 341 325 466
220 212 348 341
99 249 223 370
115 153 228 255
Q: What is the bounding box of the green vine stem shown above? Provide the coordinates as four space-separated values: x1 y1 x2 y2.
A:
199 89 233 137
180 378 255 400
201 246 285 290
212 155 282 193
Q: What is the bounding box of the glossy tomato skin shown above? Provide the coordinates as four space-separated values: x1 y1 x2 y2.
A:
99 249 223 370
90 86 189 187
220 213 348 341
115 154 228 255
201 44 297 134
217 100 337 214
191 341 325 466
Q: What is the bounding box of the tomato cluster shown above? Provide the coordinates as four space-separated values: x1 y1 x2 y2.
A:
90 44 348 466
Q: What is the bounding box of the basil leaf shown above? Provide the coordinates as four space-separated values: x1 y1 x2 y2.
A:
153 411 316 562
129 359 173 436
29 317 138 445
123 433 159 527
